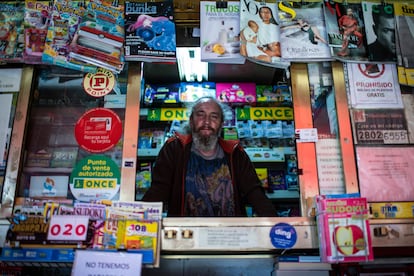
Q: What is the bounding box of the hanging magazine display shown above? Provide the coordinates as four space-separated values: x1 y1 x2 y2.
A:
323 1 368 62
278 1 331 61
42 0 96 72
124 0 176 62
394 2 414 86
68 0 126 73
200 1 245 64
362 1 396 63
0 2 25 63
239 0 289 68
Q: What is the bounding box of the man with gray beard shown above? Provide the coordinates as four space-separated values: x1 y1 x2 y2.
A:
142 97 276 217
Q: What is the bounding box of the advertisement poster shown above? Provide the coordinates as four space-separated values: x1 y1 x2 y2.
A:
346 63 403 109
75 108 123 153
69 155 121 202
356 146 414 202
351 109 409 144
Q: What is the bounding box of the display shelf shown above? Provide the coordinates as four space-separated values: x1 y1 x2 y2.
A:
267 190 299 199
0 248 155 265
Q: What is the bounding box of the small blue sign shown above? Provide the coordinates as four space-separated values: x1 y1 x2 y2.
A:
269 222 297 249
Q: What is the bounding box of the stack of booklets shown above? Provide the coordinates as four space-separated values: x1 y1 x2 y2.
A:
42 0 125 73
315 194 374 263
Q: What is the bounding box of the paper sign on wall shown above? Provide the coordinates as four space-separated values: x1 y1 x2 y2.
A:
72 250 143 276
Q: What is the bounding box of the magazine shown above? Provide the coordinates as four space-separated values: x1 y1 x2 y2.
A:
68 0 126 73
394 2 414 86
42 0 98 73
239 0 289 68
362 2 396 63
346 63 403 109
316 195 374 263
124 0 176 62
23 0 52 64
278 2 331 61
323 1 368 62
0 2 25 63
200 1 245 64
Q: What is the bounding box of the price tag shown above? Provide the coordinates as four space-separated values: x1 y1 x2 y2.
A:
47 215 89 241
295 128 318 143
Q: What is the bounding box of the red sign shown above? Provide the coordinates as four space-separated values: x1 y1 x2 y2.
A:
75 108 122 153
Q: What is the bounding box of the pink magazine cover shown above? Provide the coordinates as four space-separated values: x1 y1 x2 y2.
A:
316 195 374 263
216 82 256 103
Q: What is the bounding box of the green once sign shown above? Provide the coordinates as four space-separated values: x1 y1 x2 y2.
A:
70 155 121 202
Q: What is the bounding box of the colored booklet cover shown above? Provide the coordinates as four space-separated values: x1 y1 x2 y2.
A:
239 0 289 68
346 63 403 109
42 0 98 73
0 2 25 63
199 1 245 64
23 1 52 64
278 2 331 61
216 82 256 103
179 82 216 102
323 2 368 62
315 195 374 263
394 2 414 86
68 0 126 73
124 0 176 62
362 2 396 63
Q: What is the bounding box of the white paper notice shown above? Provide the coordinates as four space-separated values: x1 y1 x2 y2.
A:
0 94 13 163
72 250 143 276
198 227 258 249
0 68 22 92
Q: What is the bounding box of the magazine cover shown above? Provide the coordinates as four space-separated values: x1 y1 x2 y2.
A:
362 2 396 63
200 1 245 64
323 1 368 62
0 2 25 63
42 0 98 73
395 24 407 85
394 2 414 86
69 0 125 73
278 1 331 61
346 63 403 109
23 1 52 64
240 0 289 68
124 0 176 62
316 195 374 263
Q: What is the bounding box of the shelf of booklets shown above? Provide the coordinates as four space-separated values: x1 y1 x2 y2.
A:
1 201 164 267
